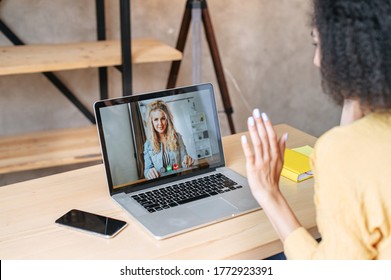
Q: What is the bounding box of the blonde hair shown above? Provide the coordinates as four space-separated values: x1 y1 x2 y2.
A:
146 100 178 153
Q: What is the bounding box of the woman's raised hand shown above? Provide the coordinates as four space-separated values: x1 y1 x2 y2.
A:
146 167 160 179
240 109 288 205
182 155 195 168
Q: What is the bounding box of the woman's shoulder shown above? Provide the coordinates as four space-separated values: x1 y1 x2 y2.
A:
315 112 391 161
315 120 360 157
313 113 391 197
143 139 152 149
317 112 391 148
316 125 352 149
176 132 184 142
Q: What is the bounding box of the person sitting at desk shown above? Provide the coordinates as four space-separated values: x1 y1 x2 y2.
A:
143 100 195 179
241 0 391 259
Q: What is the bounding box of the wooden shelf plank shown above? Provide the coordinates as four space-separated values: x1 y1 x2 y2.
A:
0 38 182 76
0 126 102 174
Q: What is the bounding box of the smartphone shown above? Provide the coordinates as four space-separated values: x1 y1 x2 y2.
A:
55 209 127 238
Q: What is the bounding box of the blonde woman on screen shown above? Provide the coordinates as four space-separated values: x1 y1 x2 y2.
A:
143 100 194 179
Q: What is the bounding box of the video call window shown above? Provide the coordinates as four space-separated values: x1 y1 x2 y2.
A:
99 90 222 189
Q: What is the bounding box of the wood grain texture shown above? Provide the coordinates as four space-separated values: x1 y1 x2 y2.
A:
0 126 101 174
0 39 182 75
0 124 319 259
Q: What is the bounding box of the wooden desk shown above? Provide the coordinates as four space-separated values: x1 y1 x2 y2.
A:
0 124 319 259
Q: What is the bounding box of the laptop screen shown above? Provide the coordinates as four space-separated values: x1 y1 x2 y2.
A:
94 83 225 193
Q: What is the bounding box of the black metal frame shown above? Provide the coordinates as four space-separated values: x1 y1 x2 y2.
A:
120 0 133 96
96 0 109 101
0 0 133 123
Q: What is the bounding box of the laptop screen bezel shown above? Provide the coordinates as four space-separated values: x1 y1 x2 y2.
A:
94 83 226 195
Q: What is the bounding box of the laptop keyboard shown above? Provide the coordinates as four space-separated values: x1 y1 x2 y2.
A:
131 173 243 213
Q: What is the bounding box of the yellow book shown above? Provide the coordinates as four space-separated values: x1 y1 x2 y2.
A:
281 148 313 182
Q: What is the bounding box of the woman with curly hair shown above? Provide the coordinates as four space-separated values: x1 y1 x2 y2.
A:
241 0 391 259
143 100 194 179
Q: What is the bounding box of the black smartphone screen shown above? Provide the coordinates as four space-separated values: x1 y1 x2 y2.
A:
55 209 127 238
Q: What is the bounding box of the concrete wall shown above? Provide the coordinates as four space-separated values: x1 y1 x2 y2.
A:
0 0 341 138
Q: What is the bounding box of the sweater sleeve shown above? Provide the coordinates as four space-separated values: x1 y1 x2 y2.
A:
177 133 188 161
283 129 376 259
143 140 154 178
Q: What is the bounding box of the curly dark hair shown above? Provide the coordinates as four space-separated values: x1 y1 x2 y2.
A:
312 0 391 110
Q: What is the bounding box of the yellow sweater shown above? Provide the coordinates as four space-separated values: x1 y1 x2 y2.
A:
284 112 391 259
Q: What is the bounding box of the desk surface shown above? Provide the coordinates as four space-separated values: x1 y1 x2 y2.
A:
0 124 318 259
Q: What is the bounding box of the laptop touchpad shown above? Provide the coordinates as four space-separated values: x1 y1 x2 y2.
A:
188 198 239 220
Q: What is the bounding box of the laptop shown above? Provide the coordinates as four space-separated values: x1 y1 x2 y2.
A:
94 83 260 239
